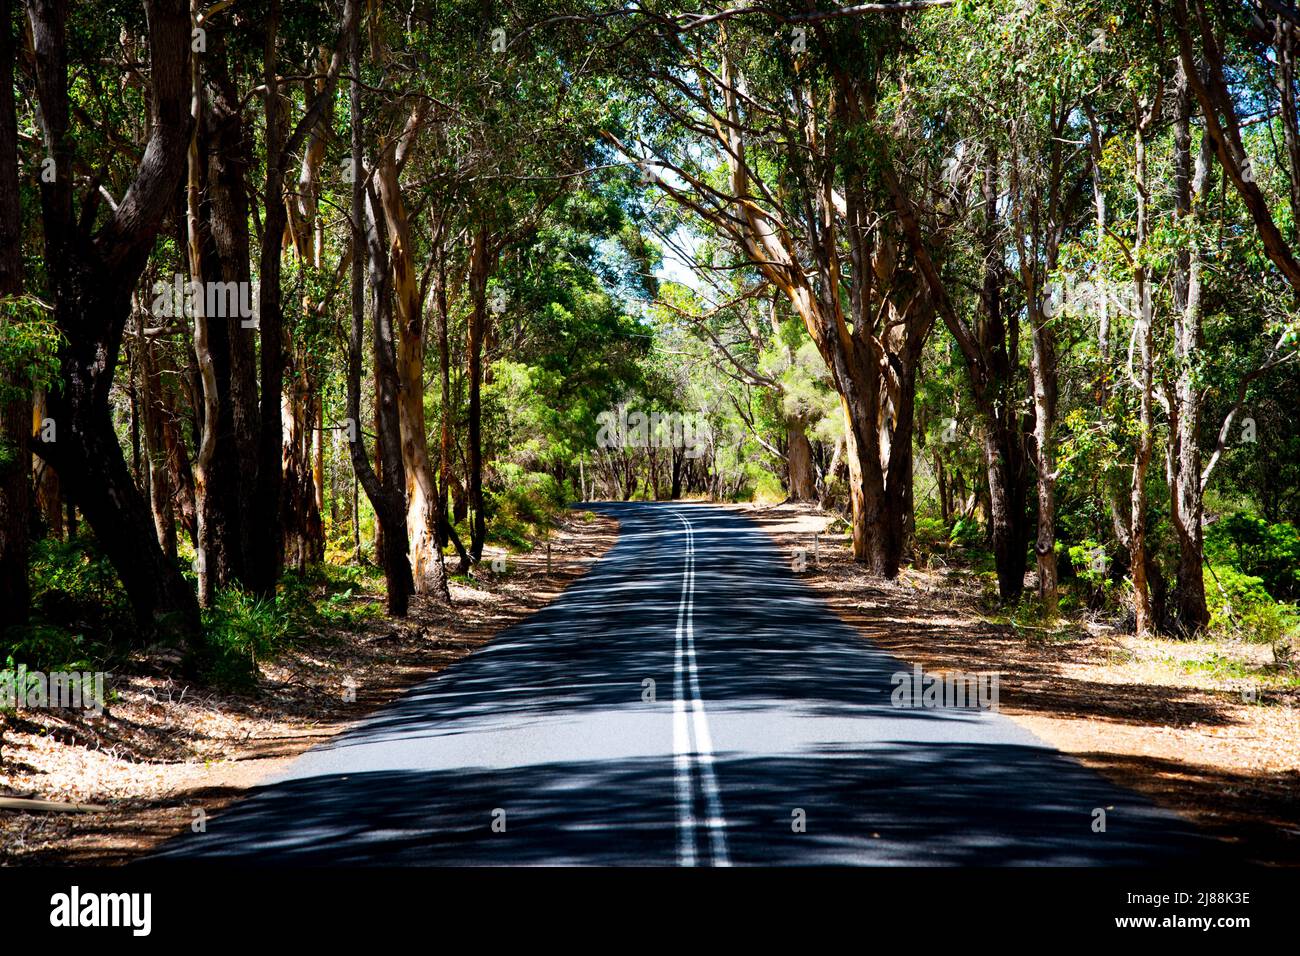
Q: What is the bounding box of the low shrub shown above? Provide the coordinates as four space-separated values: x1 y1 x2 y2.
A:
949 516 985 549
485 468 570 551
199 589 295 690
26 536 134 650
1205 564 1300 645
1206 512 1300 601
0 625 94 673
1066 540 1120 611
914 516 948 550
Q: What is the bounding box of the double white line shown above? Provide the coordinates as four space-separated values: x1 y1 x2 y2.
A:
669 510 730 867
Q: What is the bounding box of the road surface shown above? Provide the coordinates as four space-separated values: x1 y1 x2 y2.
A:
155 502 1218 865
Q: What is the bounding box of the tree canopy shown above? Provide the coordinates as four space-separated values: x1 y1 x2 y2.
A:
2 0 1299 677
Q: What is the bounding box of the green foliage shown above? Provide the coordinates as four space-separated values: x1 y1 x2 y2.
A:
277 566 383 632
8 0 1300 692
748 466 785 504
1008 594 1076 642
0 628 93 674
486 467 570 551
949 516 985 549
1177 653 1259 682
0 295 62 402
759 332 839 440
1206 513 1300 601
199 590 291 690
914 516 947 547
24 537 134 652
1204 564 1300 645
1066 540 1120 611
197 565 381 690
911 516 953 569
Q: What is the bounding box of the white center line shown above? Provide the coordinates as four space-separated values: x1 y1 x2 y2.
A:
672 512 697 867
670 510 731 867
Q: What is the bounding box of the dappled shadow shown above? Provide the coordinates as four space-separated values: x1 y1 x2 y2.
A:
147 503 1222 865
1 515 623 866
746 506 1246 730
1060 751 1300 866
742 502 1300 864
15 786 253 867
256 503 992 754
841 610 1240 729
148 743 1218 866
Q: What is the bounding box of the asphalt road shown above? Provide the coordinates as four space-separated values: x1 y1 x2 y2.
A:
154 502 1218 865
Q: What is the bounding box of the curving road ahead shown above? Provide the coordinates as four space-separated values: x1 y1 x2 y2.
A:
154 502 1218 866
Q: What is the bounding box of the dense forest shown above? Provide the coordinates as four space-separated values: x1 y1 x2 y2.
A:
0 0 1298 685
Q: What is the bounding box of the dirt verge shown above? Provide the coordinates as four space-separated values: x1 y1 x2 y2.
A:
0 511 618 865
730 501 1300 866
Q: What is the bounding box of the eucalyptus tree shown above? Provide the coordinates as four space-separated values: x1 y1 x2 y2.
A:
23 0 202 643
612 5 937 574
345 0 411 615
135 0 354 605
0 0 27 627
1052 0 1300 634
859 0 1084 603
1162 0 1300 631
395 1 629 563
647 219 829 501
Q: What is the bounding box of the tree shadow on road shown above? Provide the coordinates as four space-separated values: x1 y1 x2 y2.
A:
147 504 1224 866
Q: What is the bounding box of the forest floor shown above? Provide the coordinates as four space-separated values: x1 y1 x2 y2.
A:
732 501 1300 866
0 510 619 865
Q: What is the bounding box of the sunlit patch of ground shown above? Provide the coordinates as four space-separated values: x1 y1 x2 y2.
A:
730 500 1300 866
0 510 619 865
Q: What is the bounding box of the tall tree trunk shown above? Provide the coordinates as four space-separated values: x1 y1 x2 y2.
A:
280 375 309 572
135 300 176 560
27 0 201 645
467 226 490 563
187 0 226 606
1011 143 1063 615
31 393 62 540
203 26 259 587
310 391 324 562
0 0 28 628
376 138 448 600
976 159 1031 605
248 0 352 591
250 0 288 596
1167 62 1213 635
883 147 1029 601
981 424 1031 602
934 451 951 523
1027 345 1058 612
1129 98 1159 637
161 384 197 547
1029 330 1058 614
282 68 331 572
433 256 470 573
345 9 411 616
786 419 815 500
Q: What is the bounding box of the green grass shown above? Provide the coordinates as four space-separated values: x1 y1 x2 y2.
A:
1175 652 1300 689
1177 653 1256 680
